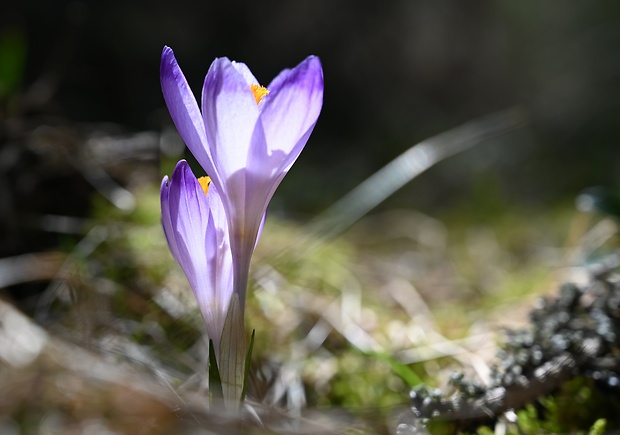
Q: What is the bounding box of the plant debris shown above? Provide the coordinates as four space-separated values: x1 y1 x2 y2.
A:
398 253 620 434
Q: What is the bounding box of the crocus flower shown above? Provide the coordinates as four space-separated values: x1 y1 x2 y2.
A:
160 46 324 312
160 159 233 355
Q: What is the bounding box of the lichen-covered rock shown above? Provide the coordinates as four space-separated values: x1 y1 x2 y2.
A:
399 253 620 433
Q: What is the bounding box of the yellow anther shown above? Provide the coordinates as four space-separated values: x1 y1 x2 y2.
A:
249 84 269 104
198 176 211 195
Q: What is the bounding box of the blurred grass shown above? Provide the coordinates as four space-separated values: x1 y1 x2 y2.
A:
110 183 582 418
4 168 617 433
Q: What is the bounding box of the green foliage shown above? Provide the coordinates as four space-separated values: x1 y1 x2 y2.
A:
468 378 620 434
80 181 620 431
589 419 607 435
0 26 26 101
209 339 223 401
363 350 423 388
241 329 255 401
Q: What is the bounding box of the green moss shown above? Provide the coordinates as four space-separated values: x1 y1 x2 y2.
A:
81 180 620 431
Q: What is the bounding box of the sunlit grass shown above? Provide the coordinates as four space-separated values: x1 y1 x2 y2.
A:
9 178 614 433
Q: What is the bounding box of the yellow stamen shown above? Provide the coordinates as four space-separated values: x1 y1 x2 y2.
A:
249 84 269 104
198 176 211 194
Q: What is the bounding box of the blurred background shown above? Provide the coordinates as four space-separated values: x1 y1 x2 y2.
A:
2 1 620 433
4 1 620 213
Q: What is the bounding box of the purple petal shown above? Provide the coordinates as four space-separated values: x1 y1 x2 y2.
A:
161 175 180 263
230 56 324 256
201 57 263 188
161 160 233 350
221 169 267 311
204 182 234 342
164 161 209 305
232 61 259 86
255 209 267 249
160 47 211 173
259 56 324 173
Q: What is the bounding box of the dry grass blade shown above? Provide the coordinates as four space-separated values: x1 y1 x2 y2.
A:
304 107 529 246
0 252 64 289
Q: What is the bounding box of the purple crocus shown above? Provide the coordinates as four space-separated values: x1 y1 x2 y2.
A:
160 159 233 355
160 46 324 312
